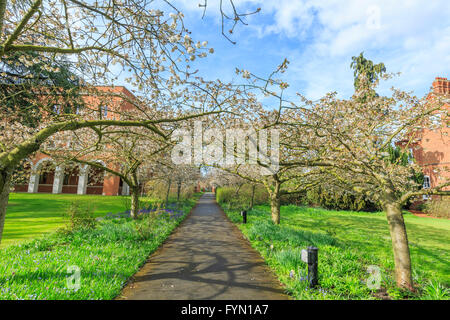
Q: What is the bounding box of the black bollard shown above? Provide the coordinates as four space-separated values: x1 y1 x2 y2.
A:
307 246 319 288
241 210 247 224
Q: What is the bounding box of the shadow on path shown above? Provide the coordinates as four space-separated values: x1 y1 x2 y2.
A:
117 193 289 300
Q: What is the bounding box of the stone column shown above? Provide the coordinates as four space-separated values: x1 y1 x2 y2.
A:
52 166 64 194
77 165 89 195
122 182 130 196
27 171 39 193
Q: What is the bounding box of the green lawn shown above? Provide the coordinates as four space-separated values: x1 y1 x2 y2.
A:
0 194 201 300
223 204 450 300
2 193 131 248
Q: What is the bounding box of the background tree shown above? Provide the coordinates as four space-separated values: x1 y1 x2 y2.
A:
350 52 386 92
211 61 330 224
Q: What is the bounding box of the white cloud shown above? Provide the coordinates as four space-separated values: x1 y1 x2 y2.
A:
175 0 450 99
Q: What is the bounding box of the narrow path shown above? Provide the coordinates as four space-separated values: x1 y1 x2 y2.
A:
117 193 289 300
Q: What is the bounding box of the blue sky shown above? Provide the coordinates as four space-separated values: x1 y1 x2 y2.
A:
171 0 450 101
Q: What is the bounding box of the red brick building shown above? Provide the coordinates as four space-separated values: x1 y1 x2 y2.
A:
14 86 137 196
409 77 450 199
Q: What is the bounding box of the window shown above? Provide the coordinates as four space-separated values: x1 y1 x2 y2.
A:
100 105 108 117
52 104 61 114
39 172 48 184
423 175 431 189
423 175 431 200
408 148 414 164
63 174 70 186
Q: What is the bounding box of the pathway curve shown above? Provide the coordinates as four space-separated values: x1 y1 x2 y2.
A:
117 193 289 300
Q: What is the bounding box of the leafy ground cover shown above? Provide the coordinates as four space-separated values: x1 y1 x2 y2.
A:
223 204 450 300
0 194 201 300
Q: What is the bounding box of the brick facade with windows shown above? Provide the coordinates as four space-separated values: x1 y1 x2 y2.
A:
409 77 450 200
13 86 136 196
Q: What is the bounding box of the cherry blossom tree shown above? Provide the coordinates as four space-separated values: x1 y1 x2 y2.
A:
216 56 449 290
207 60 329 224
0 0 255 243
286 71 450 290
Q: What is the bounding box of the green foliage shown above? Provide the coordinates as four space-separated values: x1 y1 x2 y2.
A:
61 201 97 233
133 210 163 240
420 280 449 300
350 52 386 91
216 185 268 210
306 186 379 212
0 51 83 127
2 193 179 248
221 204 450 300
305 145 423 212
280 192 306 206
216 186 235 204
423 198 450 218
386 145 410 166
145 180 196 203
0 196 198 300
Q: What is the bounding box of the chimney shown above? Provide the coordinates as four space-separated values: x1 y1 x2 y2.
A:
432 77 450 95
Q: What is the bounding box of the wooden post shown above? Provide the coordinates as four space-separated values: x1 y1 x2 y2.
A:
241 210 247 224
307 246 319 288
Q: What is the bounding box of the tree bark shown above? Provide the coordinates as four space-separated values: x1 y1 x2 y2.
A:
0 0 8 37
270 194 281 225
129 170 139 219
177 180 182 202
385 201 414 290
234 184 242 196
0 168 12 245
130 186 139 219
165 179 172 204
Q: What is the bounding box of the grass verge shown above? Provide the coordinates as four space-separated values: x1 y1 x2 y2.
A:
3 193 133 248
222 204 449 300
0 194 201 300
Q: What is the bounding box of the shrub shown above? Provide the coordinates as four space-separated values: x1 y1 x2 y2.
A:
423 198 450 218
180 186 195 201
281 192 307 206
216 186 235 204
145 180 196 203
216 185 269 209
134 211 159 240
306 186 380 212
145 180 170 201
61 201 97 233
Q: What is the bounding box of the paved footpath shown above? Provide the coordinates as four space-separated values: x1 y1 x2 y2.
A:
117 193 289 300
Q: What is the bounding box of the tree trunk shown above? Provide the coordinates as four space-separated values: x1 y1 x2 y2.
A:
270 195 281 224
177 180 182 202
250 184 256 210
0 169 12 245
165 179 172 205
235 183 243 196
129 169 140 219
385 201 414 290
130 186 139 219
